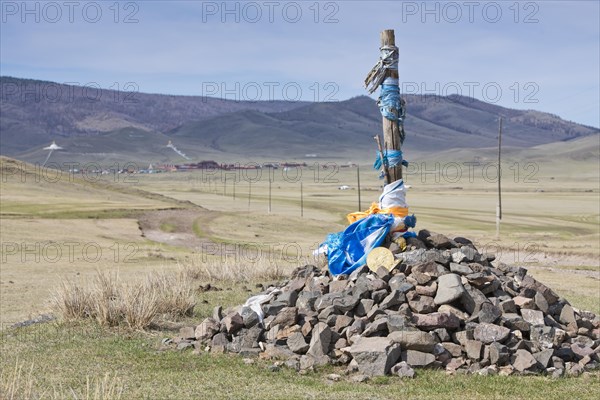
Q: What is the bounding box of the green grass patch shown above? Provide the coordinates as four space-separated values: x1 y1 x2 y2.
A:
160 222 178 233
1 321 599 400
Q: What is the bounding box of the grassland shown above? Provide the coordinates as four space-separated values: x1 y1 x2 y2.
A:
1 151 599 399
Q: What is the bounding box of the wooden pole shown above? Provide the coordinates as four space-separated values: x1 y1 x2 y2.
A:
268 174 272 214
496 117 503 238
380 29 402 182
248 181 252 209
300 181 304 218
374 135 390 184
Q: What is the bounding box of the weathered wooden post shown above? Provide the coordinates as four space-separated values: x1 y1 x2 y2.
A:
365 29 405 183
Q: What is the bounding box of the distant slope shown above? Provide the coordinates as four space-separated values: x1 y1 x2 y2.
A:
0 156 188 217
417 133 600 166
169 95 598 158
1 77 598 163
0 76 307 154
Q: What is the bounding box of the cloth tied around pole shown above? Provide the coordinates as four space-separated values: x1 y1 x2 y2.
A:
374 150 408 180
364 45 399 94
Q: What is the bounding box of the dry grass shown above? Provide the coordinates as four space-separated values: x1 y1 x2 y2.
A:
50 269 196 330
0 360 36 400
0 359 124 400
182 256 296 282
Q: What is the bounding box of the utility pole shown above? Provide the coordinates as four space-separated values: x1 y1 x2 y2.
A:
300 181 304 218
248 181 252 210
268 174 272 214
357 164 362 210
496 117 503 238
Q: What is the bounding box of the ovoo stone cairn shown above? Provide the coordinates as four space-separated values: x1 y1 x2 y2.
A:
169 230 600 379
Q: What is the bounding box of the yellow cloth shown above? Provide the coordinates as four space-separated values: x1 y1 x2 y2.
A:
346 202 409 224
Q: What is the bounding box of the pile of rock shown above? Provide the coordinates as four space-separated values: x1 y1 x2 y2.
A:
170 230 600 378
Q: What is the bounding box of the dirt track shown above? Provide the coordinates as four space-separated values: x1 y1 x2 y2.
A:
138 209 218 252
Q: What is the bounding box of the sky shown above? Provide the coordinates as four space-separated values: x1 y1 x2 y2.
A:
1 0 599 127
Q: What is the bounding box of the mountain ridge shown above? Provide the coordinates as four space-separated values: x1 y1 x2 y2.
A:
1 76 598 163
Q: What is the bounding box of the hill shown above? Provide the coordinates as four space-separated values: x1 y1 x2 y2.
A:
1 77 598 164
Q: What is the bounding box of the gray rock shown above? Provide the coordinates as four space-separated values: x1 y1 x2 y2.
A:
406 237 427 250
264 301 287 316
387 314 416 332
434 273 465 305
195 318 221 343
314 293 343 312
513 349 537 372
333 315 354 333
240 307 260 328
409 295 437 314
348 337 402 376
389 330 436 352
464 339 483 360
179 326 195 340
355 298 375 317
410 271 431 285
565 361 584 376
426 233 453 249
416 282 438 297
521 309 545 326
500 299 517 314
271 307 298 328
346 319 365 338
478 303 502 324
534 292 549 314
380 289 406 310
299 354 329 370
367 278 388 292
559 304 578 331
307 322 331 358
502 313 531 332
412 261 449 278
391 361 416 378
329 279 348 293
450 262 474 275
489 342 510 365
442 342 463 357
570 343 594 358
287 332 310 354
473 323 511 344
412 312 461 331
530 325 555 349
402 349 436 367
212 305 223 321
533 348 554 368
222 312 244 334
438 304 469 321
363 318 389 337
296 291 320 311
229 325 262 352
332 295 360 313
434 328 451 342
211 332 229 353
399 248 426 265
388 275 406 291
276 290 298 307
451 250 467 264
459 246 478 262
461 284 489 315
520 275 559 305
513 296 536 310
177 341 194 351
